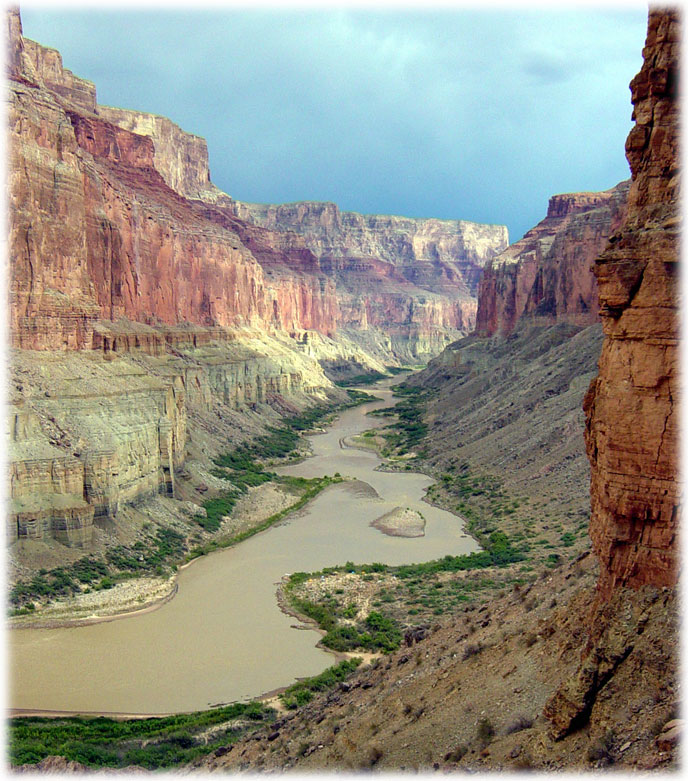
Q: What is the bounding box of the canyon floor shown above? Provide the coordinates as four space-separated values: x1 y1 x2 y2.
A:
199 552 677 773
10 326 680 772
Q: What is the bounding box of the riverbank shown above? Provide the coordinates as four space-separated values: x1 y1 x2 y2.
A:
11 373 482 715
8 477 341 630
275 576 383 666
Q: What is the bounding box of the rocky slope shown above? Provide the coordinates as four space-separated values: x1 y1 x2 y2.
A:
201 553 676 773
198 8 680 772
413 321 604 539
475 183 628 337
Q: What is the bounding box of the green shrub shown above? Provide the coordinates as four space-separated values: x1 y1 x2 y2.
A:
280 658 362 709
9 701 274 769
477 718 495 748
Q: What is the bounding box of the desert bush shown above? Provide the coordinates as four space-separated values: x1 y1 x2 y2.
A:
505 715 533 734
462 642 483 660
476 718 495 748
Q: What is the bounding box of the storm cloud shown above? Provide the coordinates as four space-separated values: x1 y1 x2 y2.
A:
20 5 647 241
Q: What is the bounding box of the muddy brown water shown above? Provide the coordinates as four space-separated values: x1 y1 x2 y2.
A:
9 379 479 714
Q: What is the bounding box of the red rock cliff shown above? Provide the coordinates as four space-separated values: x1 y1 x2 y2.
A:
7 6 507 362
6 10 340 349
475 184 628 337
584 8 680 599
225 199 508 356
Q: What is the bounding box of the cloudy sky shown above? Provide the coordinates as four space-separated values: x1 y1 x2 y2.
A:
20 3 648 242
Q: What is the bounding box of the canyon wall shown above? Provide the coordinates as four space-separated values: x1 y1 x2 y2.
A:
8 323 335 548
226 199 509 358
5 8 343 548
96 106 509 357
475 183 628 337
7 23 343 349
8 4 507 364
584 8 680 599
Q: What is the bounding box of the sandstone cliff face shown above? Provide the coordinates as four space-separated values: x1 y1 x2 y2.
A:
8 9 504 365
229 200 507 295
97 106 219 202
7 10 342 350
8 324 335 548
88 102 509 358
227 199 508 359
542 9 680 742
584 9 680 600
98 104 510 360
475 184 628 337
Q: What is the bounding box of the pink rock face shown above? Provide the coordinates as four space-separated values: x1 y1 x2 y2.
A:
585 9 680 599
6 12 341 348
224 200 508 352
475 184 628 337
7 7 499 358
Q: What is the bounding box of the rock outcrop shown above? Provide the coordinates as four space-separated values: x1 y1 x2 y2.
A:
475 184 628 337
97 106 221 202
543 7 680 741
584 8 680 600
8 324 335 547
227 200 509 359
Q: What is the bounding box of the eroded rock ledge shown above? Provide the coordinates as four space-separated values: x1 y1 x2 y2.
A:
584 7 680 601
475 182 629 337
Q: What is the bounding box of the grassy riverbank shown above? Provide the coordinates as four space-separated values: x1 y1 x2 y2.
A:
282 531 526 650
185 475 343 560
9 701 275 770
9 388 379 619
281 376 588 647
9 656 373 770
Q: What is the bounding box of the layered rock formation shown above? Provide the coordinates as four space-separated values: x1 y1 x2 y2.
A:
7 41 339 348
475 183 628 337
227 199 509 359
8 5 506 362
584 8 680 600
97 106 221 202
8 323 334 548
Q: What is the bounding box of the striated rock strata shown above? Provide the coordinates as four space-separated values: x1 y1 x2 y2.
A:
584 8 680 600
475 183 628 337
8 323 335 548
8 6 506 364
226 199 509 360
7 9 338 350
544 7 680 741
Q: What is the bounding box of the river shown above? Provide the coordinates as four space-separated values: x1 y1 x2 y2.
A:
9 379 479 715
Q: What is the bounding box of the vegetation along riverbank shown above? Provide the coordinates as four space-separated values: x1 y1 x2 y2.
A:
8 388 378 628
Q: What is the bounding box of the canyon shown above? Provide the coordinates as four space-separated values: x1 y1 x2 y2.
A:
6 4 680 774
6 4 505 560
199 7 680 772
